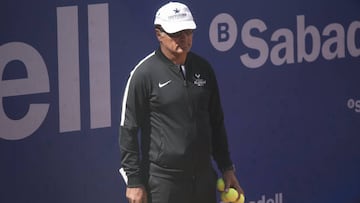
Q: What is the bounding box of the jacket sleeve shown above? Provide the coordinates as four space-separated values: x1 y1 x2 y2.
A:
119 68 149 187
208 67 234 173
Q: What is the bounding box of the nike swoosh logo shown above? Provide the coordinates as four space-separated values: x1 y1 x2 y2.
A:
158 80 171 88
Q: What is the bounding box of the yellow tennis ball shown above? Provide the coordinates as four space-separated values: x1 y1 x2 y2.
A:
221 188 238 202
234 193 245 203
217 178 225 192
220 192 230 203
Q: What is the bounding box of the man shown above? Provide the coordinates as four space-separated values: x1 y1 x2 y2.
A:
119 2 244 203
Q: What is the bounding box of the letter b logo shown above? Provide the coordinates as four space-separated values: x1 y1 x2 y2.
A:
218 23 230 42
209 13 237 51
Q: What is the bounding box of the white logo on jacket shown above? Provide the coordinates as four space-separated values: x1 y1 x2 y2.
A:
194 73 206 87
158 80 172 88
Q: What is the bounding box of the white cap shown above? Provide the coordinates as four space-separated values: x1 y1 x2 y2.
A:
154 2 197 33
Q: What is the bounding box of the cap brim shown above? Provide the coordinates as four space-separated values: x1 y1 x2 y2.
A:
161 21 196 33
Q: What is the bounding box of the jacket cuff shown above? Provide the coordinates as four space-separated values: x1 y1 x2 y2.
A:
220 164 236 173
127 175 144 188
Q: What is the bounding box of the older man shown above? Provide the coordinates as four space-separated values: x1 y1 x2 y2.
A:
119 2 244 203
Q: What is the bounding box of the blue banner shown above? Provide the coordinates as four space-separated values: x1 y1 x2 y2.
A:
1 0 360 202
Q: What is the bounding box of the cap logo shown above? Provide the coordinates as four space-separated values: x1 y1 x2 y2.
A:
168 10 187 20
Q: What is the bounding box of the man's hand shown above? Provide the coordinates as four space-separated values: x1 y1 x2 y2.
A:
126 186 148 203
223 169 244 201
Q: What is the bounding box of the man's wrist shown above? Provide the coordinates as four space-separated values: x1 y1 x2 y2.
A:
221 164 236 173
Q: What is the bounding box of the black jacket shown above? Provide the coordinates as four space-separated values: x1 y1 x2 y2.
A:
119 49 233 187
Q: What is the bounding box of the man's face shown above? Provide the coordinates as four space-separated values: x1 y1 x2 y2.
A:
157 28 194 55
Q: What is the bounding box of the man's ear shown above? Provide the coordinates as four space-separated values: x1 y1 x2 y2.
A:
155 29 164 41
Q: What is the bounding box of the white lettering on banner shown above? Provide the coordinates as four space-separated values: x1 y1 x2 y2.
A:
57 3 111 132
296 15 321 63
248 193 283 203
209 13 238 52
0 3 111 140
57 3 111 133
348 21 360 57
0 42 50 140
240 19 269 68
347 98 360 113
88 4 111 130
57 6 81 132
210 14 360 68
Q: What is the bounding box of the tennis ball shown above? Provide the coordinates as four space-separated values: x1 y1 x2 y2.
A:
220 192 230 203
221 188 238 202
217 178 225 192
234 193 245 203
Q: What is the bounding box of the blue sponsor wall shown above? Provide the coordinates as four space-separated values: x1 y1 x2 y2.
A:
1 0 360 202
